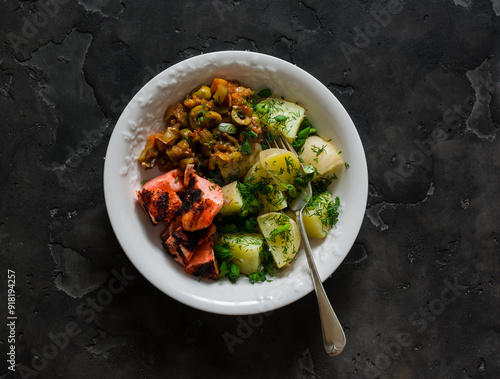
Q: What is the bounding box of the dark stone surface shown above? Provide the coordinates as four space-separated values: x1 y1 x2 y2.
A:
1 0 499 378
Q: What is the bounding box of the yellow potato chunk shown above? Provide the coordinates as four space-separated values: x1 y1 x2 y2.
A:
219 181 244 216
257 212 301 268
299 136 344 179
256 99 305 142
259 151 302 194
244 162 287 213
303 191 339 239
258 147 283 162
219 233 264 275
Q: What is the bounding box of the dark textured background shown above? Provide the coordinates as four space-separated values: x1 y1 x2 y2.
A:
1 0 499 378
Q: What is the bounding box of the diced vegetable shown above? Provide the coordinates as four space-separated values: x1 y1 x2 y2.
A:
256 99 305 142
215 152 243 181
299 136 343 179
219 233 264 275
220 181 244 216
257 212 301 268
211 78 229 103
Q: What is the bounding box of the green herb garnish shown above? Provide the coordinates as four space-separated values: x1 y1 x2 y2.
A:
257 88 272 98
240 139 251 155
269 223 290 241
246 130 259 139
249 244 274 284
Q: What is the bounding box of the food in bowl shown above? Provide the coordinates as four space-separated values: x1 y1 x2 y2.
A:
104 51 368 315
136 78 346 283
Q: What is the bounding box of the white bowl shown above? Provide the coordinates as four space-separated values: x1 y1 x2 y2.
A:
104 51 368 315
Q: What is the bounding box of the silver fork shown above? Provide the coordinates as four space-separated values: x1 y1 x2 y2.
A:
271 131 346 356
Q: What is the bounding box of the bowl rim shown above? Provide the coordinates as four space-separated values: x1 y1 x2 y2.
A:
104 50 368 315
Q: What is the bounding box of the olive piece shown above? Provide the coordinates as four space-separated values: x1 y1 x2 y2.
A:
189 107 222 129
189 105 206 129
193 85 212 100
231 109 252 126
204 111 222 126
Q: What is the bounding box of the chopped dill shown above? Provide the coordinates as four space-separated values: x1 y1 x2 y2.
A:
269 223 290 241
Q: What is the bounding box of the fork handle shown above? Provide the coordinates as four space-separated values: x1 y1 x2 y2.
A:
296 209 346 356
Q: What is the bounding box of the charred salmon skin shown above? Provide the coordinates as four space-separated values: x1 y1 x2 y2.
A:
185 236 219 280
163 224 216 266
137 189 182 225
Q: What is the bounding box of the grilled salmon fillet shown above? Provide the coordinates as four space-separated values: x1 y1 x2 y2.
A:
137 189 182 224
142 169 185 192
160 216 182 241
185 236 219 280
137 165 223 279
180 164 223 231
163 224 216 266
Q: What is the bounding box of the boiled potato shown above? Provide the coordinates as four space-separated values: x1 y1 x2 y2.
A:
219 233 264 275
303 191 337 238
244 161 287 213
258 148 283 162
259 151 302 194
244 160 265 183
299 136 343 179
259 187 287 213
257 212 301 268
219 181 243 216
256 99 305 142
